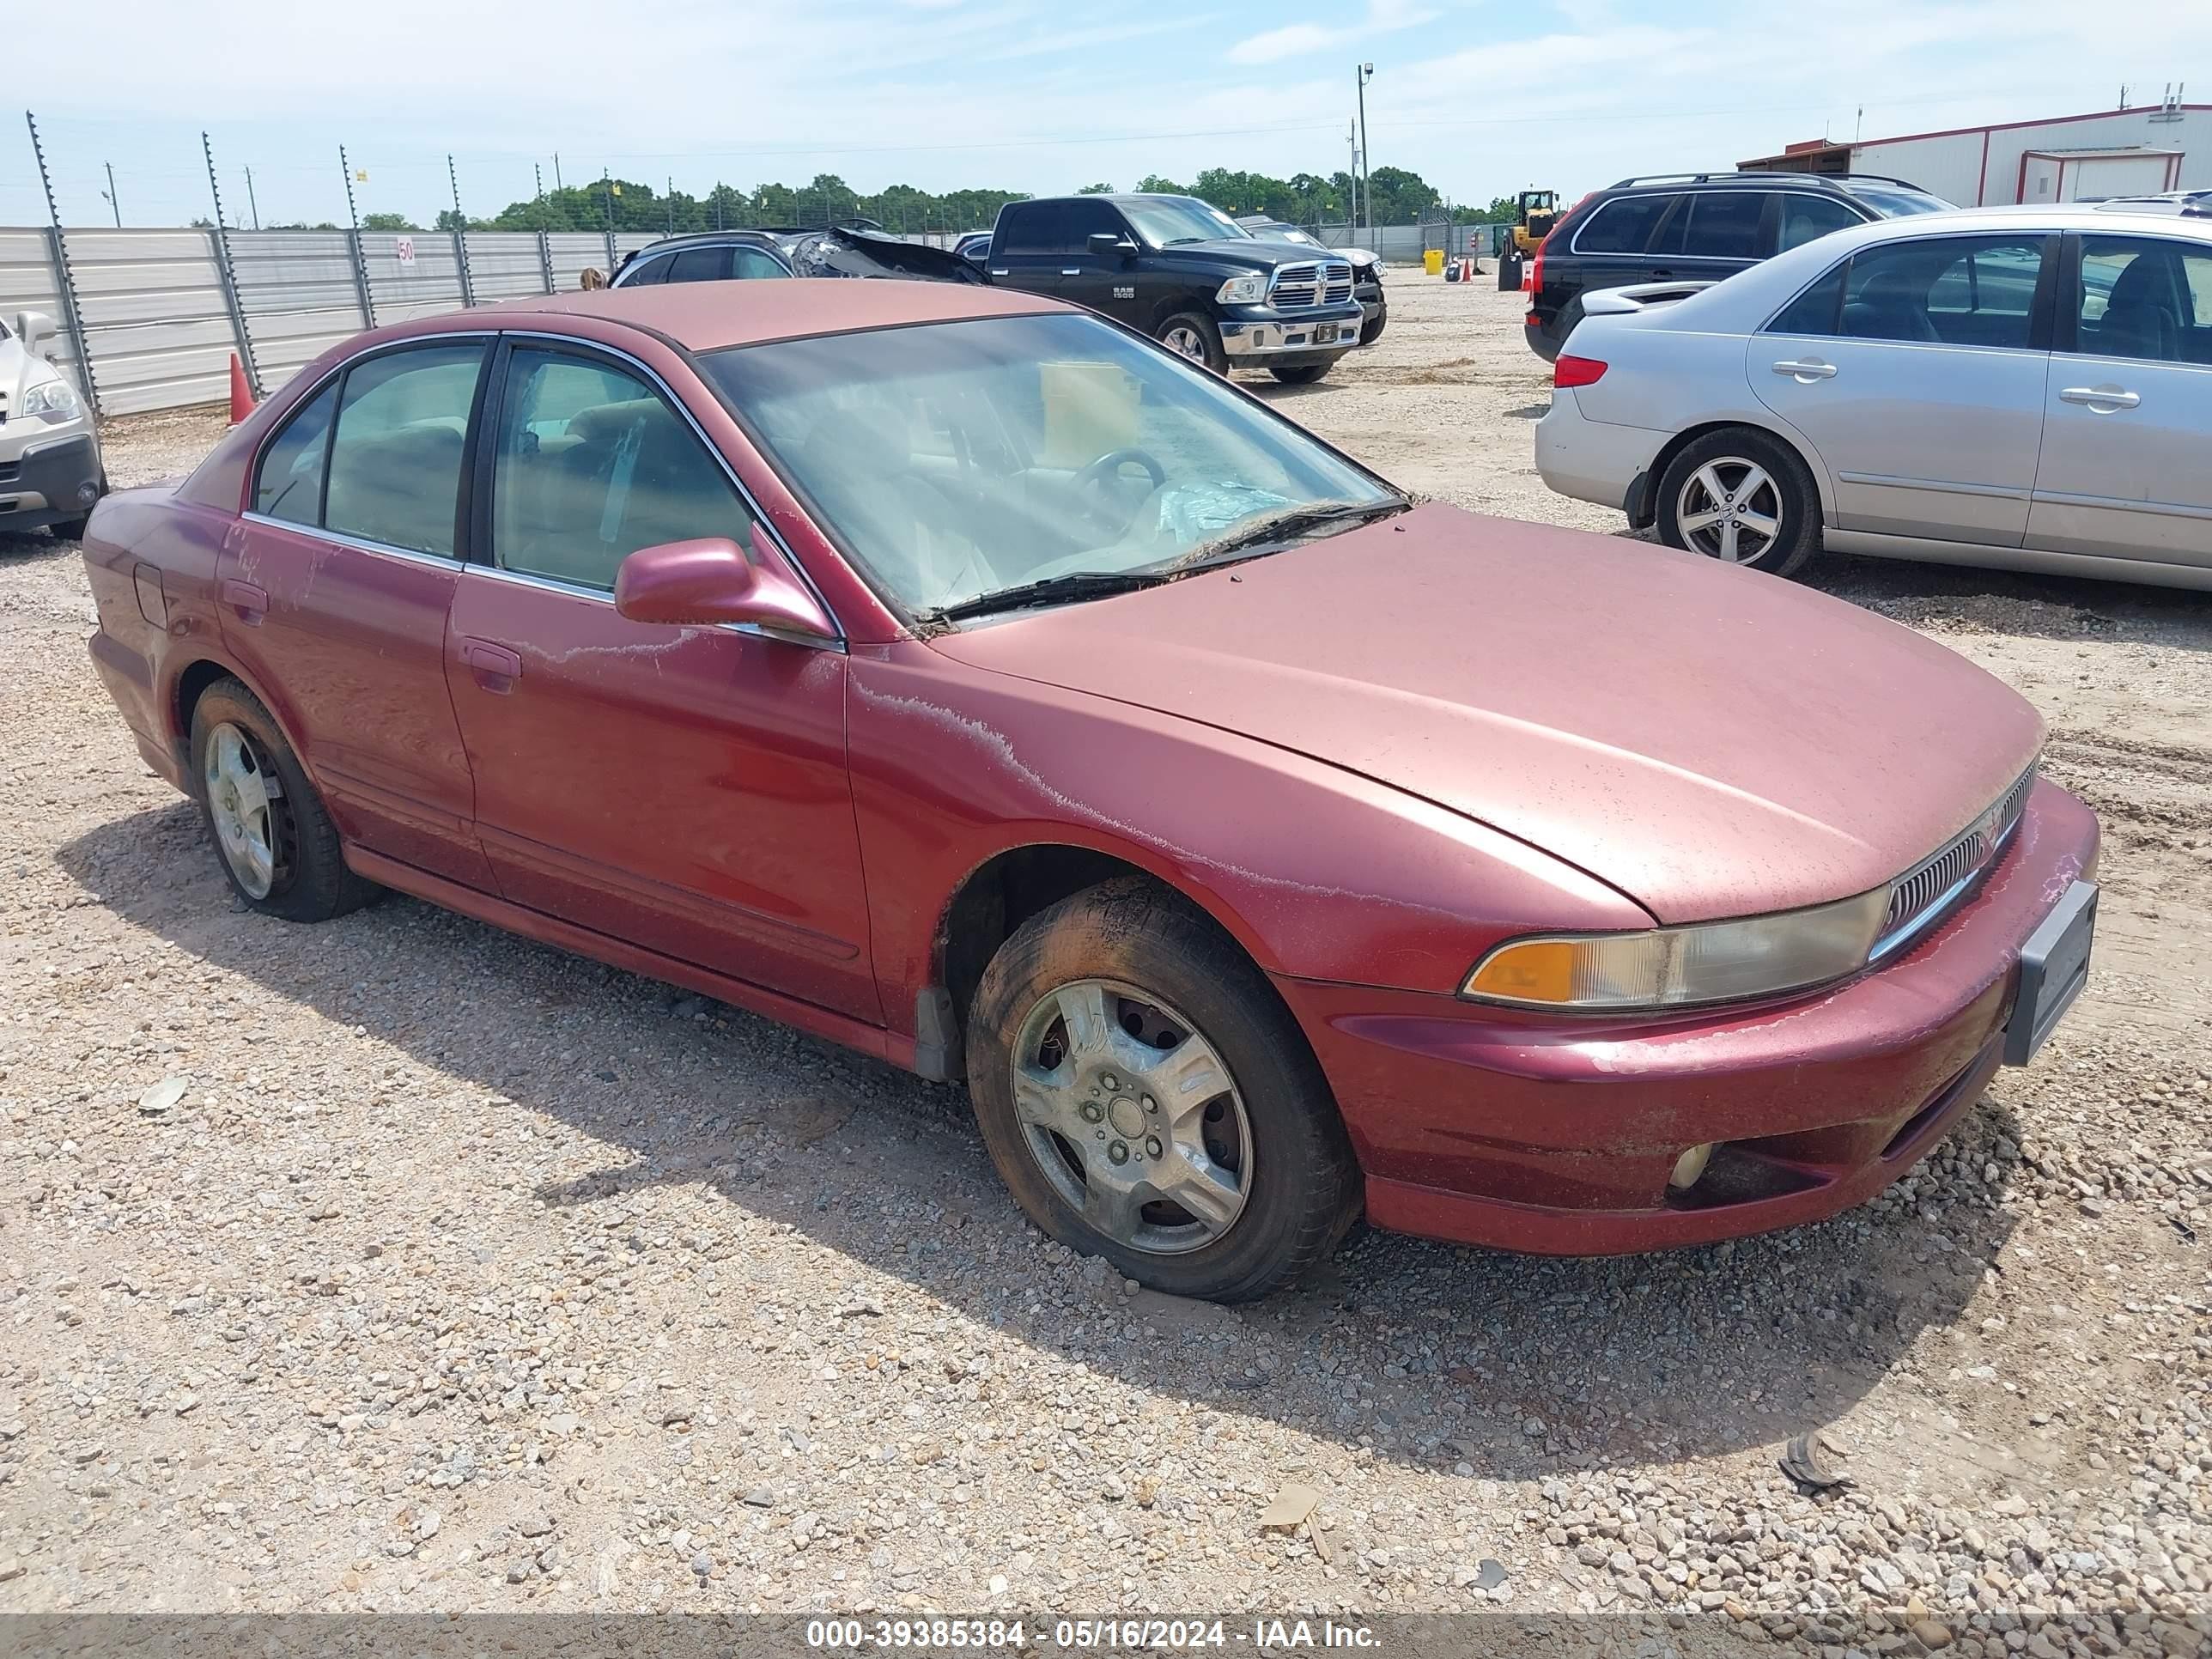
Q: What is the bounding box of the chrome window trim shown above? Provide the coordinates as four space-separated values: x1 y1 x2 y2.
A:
496 329 847 646
461 560 847 655
239 511 465 572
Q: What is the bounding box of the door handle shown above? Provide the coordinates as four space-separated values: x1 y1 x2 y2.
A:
1649 267 1673 278
2058 385 2140 410
1772 358 1838 382
459 638 523 691
219 577 268 625
1060 268 1081 276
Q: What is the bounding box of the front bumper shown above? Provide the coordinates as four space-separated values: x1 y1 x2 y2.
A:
0 429 104 532
1534 391 1668 516
1278 781 2100 1255
1219 301 1365 366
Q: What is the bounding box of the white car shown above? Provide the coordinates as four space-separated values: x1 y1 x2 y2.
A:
1535 205 2212 590
1 310 103 543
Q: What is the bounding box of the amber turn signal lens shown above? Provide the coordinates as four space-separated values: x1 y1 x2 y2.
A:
1462 940 1578 1004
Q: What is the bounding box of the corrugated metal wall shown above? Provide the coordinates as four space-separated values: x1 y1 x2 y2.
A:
5 222 1441 416
1853 106 2206 206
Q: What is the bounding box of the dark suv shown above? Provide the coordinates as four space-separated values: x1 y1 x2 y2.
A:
985 194 1366 382
1522 172 1950 360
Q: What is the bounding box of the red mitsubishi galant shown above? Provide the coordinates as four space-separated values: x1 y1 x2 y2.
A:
82 280 2098 1301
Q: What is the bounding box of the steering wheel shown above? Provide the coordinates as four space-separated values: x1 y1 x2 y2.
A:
1072 447 1169 536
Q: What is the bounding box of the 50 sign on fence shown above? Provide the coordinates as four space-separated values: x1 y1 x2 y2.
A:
394 235 415 266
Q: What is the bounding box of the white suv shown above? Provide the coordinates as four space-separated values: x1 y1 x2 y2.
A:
2 311 103 542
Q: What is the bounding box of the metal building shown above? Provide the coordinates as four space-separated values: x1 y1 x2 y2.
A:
1740 88 2206 207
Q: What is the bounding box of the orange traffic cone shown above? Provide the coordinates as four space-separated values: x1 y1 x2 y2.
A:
228 354 256 425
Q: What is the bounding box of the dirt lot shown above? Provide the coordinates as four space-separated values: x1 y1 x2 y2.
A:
2 276 2209 1652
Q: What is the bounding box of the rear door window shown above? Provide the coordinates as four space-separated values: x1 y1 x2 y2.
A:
1680 191 1771 259
731 246 790 279
996 203 1065 255
666 245 730 283
620 254 670 287
2073 236 2212 364
1840 236 2047 349
323 343 486 556
1571 194 1674 254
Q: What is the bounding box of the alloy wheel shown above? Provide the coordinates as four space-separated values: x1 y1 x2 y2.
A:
1009 978 1253 1255
1162 325 1211 363
1674 457 1784 564
203 720 287 900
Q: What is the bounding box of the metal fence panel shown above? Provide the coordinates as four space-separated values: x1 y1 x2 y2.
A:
60 228 232 416
359 232 466 325
227 230 368 391
0 228 81 387
461 232 548 301
545 232 606 293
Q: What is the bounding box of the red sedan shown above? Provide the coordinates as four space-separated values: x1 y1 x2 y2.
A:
82 281 2100 1302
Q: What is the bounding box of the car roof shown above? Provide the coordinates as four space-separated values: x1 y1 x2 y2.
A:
1601 171 1932 196
479 277 1066 352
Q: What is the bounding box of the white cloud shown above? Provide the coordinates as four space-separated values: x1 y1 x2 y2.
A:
1225 0 1437 65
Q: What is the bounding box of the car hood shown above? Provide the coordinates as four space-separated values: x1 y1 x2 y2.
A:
927 504 2043 925
1157 239 1349 274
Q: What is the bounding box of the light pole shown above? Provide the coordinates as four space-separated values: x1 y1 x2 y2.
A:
1356 62 1374 253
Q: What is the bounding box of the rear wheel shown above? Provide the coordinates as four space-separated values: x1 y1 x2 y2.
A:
1656 428 1822 579
965 878 1359 1302
1157 312 1227 374
189 678 379 922
1269 363 1331 386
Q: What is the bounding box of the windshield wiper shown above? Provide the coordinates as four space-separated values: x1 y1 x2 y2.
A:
921 568 1174 624
1163 498 1413 574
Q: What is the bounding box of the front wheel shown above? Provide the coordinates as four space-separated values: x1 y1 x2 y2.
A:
965 878 1359 1302
1156 312 1227 374
1269 363 1332 386
1656 428 1822 579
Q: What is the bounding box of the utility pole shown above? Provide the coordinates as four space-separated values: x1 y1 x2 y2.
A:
554 152 564 190
243 165 261 230
1357 63 1375 253
102 161 120 227
1348 120 1359 240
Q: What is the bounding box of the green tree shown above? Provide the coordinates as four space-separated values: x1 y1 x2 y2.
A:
1075 182 1115 194
361 210 417 231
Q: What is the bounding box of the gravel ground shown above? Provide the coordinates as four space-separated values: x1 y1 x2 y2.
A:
2 276 2209 1655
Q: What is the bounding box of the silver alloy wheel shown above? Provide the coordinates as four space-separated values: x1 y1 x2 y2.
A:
1010 978 1253 1255
203 720 282 899
1161 323 1212 364
1675 457 1784 564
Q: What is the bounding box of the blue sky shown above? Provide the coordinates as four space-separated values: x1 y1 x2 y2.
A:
6 0 2208 228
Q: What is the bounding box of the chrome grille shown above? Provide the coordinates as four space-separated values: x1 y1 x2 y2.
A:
1270 261 1353 310
1872 765 2038 959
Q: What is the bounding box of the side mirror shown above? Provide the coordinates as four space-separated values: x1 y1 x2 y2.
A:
15 310 57 353
1087 232 1136 259
613 534 838 640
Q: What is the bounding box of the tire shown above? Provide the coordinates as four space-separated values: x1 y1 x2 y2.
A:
1269 363 1331 386
965 877 1360 1302
1656 427 1822 579
48 516 89 543
188 678 380 922
1359 315 1386 346
1156 312 1227 374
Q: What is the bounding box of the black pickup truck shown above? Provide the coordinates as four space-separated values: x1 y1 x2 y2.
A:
982 193 1367 383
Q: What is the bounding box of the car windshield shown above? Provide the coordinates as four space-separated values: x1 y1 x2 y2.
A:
1843 183 1954 217
1121 197 1249 247
701 311 1395 619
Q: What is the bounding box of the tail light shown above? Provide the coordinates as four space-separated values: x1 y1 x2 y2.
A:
1553 355 1607 388
1523 235 1547 296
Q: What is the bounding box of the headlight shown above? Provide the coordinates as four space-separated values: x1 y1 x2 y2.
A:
21 379 82 423
1216 275 1267 305
1462 888 1891 1012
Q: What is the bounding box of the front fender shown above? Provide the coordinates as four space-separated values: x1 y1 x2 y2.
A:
846 644 1653 1040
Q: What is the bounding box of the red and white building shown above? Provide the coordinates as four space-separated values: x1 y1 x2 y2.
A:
1740 91 2207 207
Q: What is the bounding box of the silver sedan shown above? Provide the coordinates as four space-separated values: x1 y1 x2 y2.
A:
1535 204 2212 590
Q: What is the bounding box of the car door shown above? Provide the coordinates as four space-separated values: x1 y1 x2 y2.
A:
2027 233 2212 568
441 337 878 1020
222 337 492 889
1567 191 1684 289
986 201 1067 297
1054 199 1145 326
1753 233 2055 546
662 244 732 284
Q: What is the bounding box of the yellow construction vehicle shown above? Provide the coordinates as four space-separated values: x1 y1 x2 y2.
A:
1512 189 1561 256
